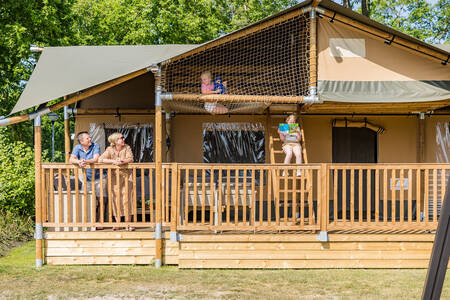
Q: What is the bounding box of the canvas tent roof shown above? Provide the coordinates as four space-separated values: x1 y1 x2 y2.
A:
10 0 450 116
10 45 197 115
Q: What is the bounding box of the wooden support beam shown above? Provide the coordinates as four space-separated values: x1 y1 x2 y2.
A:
320 163 328 233
163 93 304 104
75 108 155 115
418 115 425 163
64 105 71 163
165 113 172 162
3 68 149 127
34 117 43 267
154 75 163 267
309 8 318 89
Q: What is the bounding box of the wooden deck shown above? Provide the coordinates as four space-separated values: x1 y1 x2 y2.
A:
45 230 437 268
39 162 449 268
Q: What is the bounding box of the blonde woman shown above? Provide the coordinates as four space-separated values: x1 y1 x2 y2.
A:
99 132 134 231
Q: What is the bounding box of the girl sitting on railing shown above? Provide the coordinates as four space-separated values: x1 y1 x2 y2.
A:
201 71 229 115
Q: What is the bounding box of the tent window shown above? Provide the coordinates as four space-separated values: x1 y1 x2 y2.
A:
329 38 366 58
90 123 153 162
202 123 265 163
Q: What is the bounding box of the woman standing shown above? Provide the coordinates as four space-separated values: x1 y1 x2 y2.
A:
99 132 134 231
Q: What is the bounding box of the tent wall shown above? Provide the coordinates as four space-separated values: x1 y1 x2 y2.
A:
79 73 155 109
73 114 447 164
171 115 267 163
317 18 450 103
74 115 167 161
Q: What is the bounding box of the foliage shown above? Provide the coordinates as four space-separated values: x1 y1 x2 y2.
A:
334 0 449 43
0 0 76 144
370 0 434 42
70 0 298 45
0 138 35 216
0 211 33 258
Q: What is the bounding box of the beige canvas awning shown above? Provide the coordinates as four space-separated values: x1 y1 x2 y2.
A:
10 45 197 115
317 17 450 103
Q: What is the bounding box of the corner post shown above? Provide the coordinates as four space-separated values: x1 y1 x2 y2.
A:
317 163 329 242
165 113 172 162
64 105 71 163
153 66 163 268
417 112 425 163
170 163 180 242
34 116 43 267
309 7 318 98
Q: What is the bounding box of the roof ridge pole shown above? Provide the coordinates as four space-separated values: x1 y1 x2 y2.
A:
304 6 321 104
151 64 163 268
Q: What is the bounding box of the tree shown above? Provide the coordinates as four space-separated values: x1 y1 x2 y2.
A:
369 0 437 43
70 0 299 45
361 0 370 17
335 0 448 43
0 0 76 145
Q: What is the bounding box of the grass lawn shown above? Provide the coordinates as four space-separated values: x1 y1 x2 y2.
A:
0 242 449 299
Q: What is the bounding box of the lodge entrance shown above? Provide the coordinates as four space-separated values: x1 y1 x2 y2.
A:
332 127 378 221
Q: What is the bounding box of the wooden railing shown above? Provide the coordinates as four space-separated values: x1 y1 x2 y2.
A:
174 164 321 231
41 163 158 230
40 163 450 232
326 164 450 231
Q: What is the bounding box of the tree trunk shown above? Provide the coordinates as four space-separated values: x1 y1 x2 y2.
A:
362 0 370 17
342 0 352 9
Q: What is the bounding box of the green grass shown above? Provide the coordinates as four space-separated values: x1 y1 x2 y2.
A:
0 210 33 258
1 242 449 299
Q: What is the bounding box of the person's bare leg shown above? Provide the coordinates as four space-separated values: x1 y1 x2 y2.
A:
293 145 302 164
293 145 303 176
283 146 293 164
213 103 228 114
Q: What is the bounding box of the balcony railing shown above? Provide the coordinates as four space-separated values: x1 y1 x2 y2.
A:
40 163 450 232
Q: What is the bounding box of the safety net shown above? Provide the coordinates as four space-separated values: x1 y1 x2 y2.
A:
161 12 310 114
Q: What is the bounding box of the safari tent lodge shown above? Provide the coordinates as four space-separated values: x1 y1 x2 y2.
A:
2 0 450 268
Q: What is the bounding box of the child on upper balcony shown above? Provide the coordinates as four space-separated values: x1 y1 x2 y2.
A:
201 71 228 115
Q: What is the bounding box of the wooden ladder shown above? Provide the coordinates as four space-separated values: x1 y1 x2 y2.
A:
268 114 315 225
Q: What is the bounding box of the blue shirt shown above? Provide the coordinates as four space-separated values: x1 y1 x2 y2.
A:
72 143 100 181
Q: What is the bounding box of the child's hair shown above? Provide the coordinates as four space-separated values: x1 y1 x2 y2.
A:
201 71 212 79
286 114 297 123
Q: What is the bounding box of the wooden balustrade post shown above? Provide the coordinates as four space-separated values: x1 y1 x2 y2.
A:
165 113 172 162
309 6 318 98
153 67 163 267
64 105 71 163
317 163 329 242
170 163 180 241
34 116 44 267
